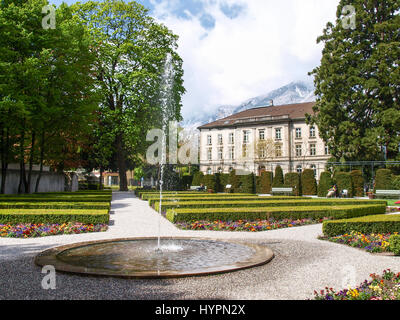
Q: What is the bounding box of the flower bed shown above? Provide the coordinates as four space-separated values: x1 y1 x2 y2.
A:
0 222 108 238
175 217 329 232
319 231 393 253
314 269 400 300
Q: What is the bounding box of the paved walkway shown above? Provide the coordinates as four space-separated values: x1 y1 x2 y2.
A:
1 192 400 300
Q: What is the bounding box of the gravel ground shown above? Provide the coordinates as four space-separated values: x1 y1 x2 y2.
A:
1 191 400 300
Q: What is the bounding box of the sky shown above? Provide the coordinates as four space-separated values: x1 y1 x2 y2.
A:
50 0 340 120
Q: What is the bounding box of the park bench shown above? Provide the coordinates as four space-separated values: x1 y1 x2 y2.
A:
375 190 400 199
189 185 207 191
271 187 293 196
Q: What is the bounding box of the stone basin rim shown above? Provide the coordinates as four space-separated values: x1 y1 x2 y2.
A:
34 236 275 279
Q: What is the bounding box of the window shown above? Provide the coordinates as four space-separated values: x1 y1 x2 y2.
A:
310 144 316 156
229 167 234 173
218 134 223 145
325 145 329 155
207 167 212 175
310 164 317 176
259 147 266 159
296 165 302 173
296 145 302 157
207 148 212 161
229 133 234 144
275 128 282 140
310 126 316 138
242 144 248 158
207 135 212 145
218 167 223 174
243 130 250 143
229 146 235 160
295 128 302 139
218 147 223 160
275 145 282 157
259 130 265 140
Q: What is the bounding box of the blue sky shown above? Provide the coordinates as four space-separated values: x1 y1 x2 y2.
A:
49 0 340 120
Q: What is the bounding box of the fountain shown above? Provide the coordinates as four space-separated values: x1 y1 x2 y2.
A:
34 55 274 278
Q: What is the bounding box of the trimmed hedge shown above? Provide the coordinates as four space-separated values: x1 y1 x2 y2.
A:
284 173 301 196
389 235 400 255
256 171 273 194
166 204 386 223
155 199 386 212
0 196 111 203
228 170 240 193
334 172 353 198
203 175 217 192
272 166 284 188
191 171 204 186
0 209 110 224
301 169 317 195
0 202 110 210
318 171 334 197
351 170 364 197
375 169 393 191
239 173 255 194
323 214 400 237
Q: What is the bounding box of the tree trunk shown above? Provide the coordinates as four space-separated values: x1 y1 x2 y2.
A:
99 166 104 190
18 126 28 194
0 126 9 194
35 130 45 193
116 134 128 191
26 131 36 194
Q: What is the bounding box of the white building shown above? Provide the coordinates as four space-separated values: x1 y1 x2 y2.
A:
197 102 331 180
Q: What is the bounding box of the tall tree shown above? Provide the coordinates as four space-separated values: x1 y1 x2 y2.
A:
73 0 185 191
308 0 400 161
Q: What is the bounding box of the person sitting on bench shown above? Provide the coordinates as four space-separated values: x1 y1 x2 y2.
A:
196 184 205 191
326 184 337 198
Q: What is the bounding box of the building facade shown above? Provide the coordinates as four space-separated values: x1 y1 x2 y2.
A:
198 102 331 180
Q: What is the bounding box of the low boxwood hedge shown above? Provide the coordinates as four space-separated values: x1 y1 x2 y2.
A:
323 214 400 237
0 196 111 203
149 196 308 207
0 209 110 224
155 199 386 212
0 202 110 210
166 204 386 223
141 192 254 200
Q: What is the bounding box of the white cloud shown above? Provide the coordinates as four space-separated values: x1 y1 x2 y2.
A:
150 0 340 120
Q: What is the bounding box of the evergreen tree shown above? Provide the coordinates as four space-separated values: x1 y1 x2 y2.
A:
308 0 400 161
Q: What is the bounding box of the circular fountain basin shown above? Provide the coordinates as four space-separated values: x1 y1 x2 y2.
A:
35 237 274 278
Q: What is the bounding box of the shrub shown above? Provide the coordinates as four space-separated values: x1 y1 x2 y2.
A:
318 171 334 197
228 170 240 193
284 173 301 196
202 175 217 192
0 209 110 224
374 169 393 191
256 171 273 194
393 175 400 190
166 204 386 223
191 171 204 186
239 173 255 194
301 169 317 195
272 166 284 188
334 172 353 198
181 175 193 190
0 202 110 210
389 234 400 255
323 214 400 237
351 170 364 197
219 174 230 192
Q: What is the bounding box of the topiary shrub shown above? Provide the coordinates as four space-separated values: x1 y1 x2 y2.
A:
393 175 400 190
374 169 393 191
301 169 317 195
272 166 284 188
227 170 240 193
256 171 273 194
239 173 256 194
202 175 217 192
181 175 193 190
350 170 364 197
284 172 301 196
318 171 334 197
191 171 204 186
334 172 353 198
389 234 400 255
218 173 230 192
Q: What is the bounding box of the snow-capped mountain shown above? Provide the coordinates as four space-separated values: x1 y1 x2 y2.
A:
179 80 315 139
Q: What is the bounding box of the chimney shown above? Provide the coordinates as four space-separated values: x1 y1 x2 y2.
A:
269 99 274 106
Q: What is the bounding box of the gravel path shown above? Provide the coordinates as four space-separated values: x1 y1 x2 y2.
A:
1 191 400 300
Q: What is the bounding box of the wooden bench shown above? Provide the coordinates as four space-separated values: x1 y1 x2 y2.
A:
271 187 293 196
375 190 400 198
190 186 207 191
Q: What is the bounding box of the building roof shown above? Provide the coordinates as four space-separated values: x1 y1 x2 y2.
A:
198 102 316 130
